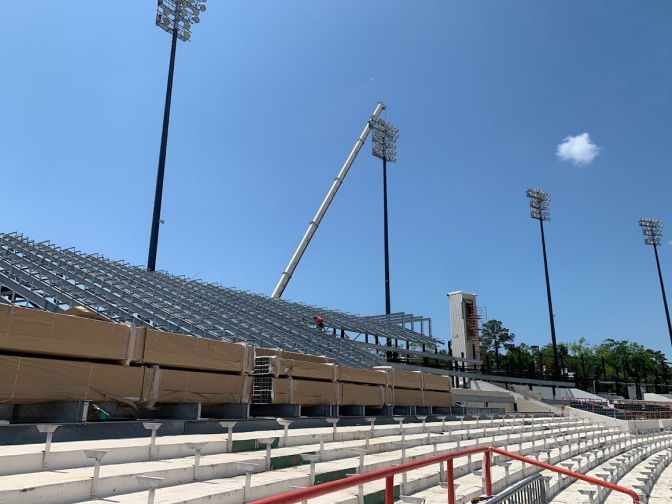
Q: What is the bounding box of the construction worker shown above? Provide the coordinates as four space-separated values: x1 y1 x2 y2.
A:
313 316 324 329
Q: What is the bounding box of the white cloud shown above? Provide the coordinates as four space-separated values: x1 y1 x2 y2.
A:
556 133 600 165
669 240 672 245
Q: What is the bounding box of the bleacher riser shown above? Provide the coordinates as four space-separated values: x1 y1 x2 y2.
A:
0 418 615 504
0 418 582 476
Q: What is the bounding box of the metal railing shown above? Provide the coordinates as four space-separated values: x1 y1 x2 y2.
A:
489 473 546 504
247 446 641 504
563 396 672 420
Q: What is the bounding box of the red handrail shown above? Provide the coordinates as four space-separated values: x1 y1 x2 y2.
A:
246 446 641 504
491 447 640 503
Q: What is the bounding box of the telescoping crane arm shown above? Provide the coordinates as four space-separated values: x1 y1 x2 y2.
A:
271 101 386 299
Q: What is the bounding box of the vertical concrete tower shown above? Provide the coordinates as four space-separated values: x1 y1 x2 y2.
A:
448 291 481 361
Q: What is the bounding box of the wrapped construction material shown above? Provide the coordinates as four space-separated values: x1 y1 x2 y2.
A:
0 305 140 364
340 383 385 406
334 366 388 386
254 348 336 364
421 373 452 392
423 390 454 407
373 366 423 390
252 357 336 381
0 355 144 405
384 387 424 407
252 377 338 406
138 328 253 374
140 366 252 406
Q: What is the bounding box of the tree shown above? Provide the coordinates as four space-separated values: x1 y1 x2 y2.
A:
480 319 515 370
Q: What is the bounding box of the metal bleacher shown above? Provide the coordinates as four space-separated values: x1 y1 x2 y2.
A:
0 232 441 369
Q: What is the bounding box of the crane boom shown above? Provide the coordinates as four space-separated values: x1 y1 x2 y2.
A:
271 101 386 299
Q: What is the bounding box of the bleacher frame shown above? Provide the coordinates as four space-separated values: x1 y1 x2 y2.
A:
0 232 444 369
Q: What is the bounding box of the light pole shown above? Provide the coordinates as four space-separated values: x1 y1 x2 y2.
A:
371 117 398 315
639 218 672 351
147 0 207 272
526 187 560 380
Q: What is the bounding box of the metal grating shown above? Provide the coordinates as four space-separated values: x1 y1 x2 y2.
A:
0 232 441 369
489 473 546 504
252 377 274 404
253 357 273 375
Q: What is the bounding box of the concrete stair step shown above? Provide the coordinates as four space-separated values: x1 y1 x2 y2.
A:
549 436 672 503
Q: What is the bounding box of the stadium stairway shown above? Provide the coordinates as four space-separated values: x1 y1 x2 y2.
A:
0 415 649 504
648 452 672 503
602 448 672 503
547 434 672 504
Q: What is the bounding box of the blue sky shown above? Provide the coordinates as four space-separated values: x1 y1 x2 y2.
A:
2 2 672 356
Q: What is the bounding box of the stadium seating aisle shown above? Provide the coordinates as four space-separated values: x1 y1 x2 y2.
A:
648 455 672 503
602 448 672 503
0 415 635 504
548 434 672 504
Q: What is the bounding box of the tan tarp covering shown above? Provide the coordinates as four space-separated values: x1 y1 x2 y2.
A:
373 366 423 390
140 367 251 406
423 390 454 407
340 383 384 406
262 358 336 381
421 373 452 392
267 377 292 404
384 387 424 407
294 379 338 405
0 355 251 407
335 366 388 386
0 355 144 404
0 305 139 364
259 378 338 405
254 348 336 364
139 329 253 374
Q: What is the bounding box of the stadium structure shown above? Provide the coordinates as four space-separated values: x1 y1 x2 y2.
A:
2 5 671 500
2 232 672 504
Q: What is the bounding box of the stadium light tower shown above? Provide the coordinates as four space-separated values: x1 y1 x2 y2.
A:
639 218 672 350
147 0 207 272
526 187 560 380
371 117 398 315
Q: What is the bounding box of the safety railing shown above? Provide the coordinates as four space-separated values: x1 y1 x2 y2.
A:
247 446 641 504
488 473 545 504
562 397 672 420
613 399 672 416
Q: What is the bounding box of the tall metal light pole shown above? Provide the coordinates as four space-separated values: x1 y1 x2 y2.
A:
147 0 207 272
526 187 560 379
639 218 672 350
371 117 398 314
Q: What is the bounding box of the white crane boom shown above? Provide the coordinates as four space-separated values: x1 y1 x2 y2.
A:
271 101 386 299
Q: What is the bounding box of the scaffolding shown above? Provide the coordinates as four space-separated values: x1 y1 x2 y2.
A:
0 232 440 369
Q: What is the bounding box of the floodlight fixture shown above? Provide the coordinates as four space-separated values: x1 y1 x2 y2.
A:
639 218 663 246
526 187 551 222
156 0 206 42
371 117 398 163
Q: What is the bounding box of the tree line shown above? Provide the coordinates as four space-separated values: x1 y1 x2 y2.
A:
479 319 670 394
